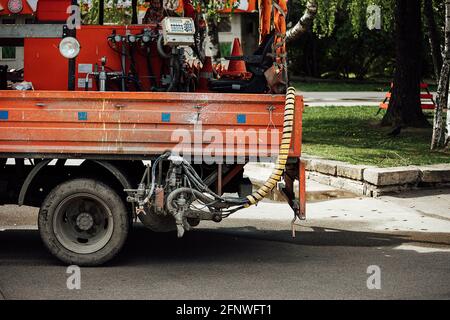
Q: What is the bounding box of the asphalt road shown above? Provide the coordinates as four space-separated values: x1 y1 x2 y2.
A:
0 178 449 300
0 210 449 300
302 91 389 107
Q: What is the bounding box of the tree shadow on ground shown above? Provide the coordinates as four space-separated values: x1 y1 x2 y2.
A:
0 223 448 267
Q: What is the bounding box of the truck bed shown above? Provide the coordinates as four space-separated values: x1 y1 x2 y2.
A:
0 91 302 160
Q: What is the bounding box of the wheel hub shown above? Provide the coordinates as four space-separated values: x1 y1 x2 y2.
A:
51 192 114 255
76 212 94 231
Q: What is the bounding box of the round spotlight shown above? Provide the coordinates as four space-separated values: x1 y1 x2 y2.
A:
128 35 136 43
59 37 80 59
114 35 122 43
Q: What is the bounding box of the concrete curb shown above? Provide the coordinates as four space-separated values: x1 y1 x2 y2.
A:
302 156 450 197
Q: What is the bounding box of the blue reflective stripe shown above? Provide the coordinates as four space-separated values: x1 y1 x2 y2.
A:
0 110 8 120
237 114 246 124
162 113 171 122
78 112 88 121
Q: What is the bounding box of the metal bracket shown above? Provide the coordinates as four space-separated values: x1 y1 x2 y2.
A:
0 24 65 39
279 158 307 238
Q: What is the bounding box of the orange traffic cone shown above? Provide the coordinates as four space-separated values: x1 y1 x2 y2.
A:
197 56 213 92
227 38 247 74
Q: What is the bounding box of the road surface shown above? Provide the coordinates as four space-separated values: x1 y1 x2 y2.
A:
303 91 389 107
0 180 449 300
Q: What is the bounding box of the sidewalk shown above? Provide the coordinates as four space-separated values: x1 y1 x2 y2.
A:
242 163 450 237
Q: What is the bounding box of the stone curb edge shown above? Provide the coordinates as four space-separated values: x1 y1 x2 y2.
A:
302 156 450 197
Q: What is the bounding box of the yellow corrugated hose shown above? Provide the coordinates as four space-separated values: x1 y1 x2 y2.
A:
246 86 296 206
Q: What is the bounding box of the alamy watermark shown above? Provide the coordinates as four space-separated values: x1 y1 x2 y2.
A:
170 121 282 165
367 5 382 31
366 265 381 290
66 265 81 290
66 5 82 30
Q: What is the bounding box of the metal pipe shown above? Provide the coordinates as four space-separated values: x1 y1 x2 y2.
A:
166 188 214 214
0 65 7 90
63 20 77 91
99 70 107 92
217 164 222 195
99 0 104 25
121 44 126 91
131 0 138 24
157 35 170 59
85 72 92 91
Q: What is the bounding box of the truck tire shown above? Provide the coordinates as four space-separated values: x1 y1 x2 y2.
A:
38 178 129 266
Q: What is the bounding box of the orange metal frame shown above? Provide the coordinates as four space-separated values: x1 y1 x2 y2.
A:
0 91 303 160
24 25 162 91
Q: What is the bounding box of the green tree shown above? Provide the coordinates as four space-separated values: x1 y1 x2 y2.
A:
81 0 134 25
288 0 396 79
291 0 431 128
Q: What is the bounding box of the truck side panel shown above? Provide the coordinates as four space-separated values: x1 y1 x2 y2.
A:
0 91 302 159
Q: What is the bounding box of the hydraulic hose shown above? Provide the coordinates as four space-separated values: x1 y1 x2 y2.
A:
157 35 171 59
245 86 296 207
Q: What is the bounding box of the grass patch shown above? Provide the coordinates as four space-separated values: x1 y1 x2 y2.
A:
294 81 390 92
302 106 449 167
293 81 437 92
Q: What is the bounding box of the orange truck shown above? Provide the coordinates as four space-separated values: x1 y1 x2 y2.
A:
0 0 305 266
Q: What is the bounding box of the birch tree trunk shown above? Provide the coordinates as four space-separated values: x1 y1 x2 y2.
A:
286 0 318 43
424 0 443 81
446 103 450 148
431 0 450 150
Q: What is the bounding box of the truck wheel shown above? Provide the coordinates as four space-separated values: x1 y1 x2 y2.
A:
38 179 129 266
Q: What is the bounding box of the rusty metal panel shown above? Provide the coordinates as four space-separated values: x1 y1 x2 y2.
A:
0 91 303 159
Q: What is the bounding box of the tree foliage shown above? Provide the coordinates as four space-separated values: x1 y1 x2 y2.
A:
191 0 237 22
304 0 394 37
289 0 440 80
81 0 137 25
288 0 396 79
79 0 237 25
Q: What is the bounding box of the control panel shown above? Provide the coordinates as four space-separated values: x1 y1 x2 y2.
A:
161 17 196 46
